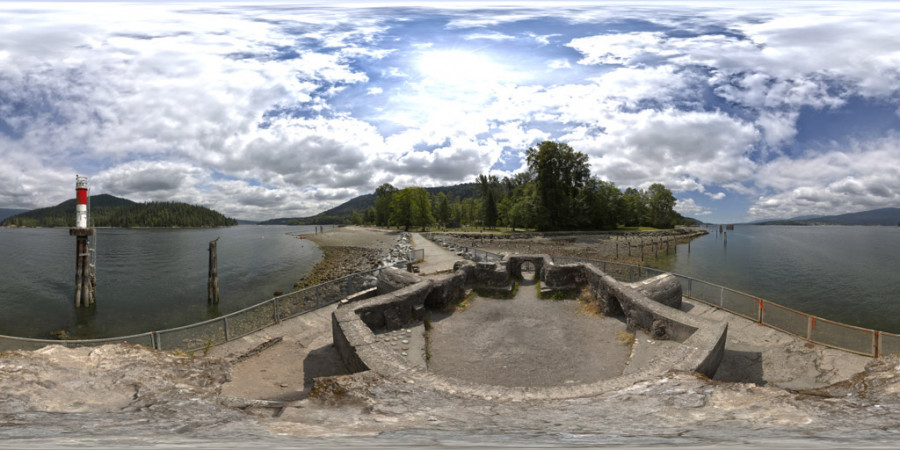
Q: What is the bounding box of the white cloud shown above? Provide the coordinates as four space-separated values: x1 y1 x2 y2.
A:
675 198 711 216
748 135 900 219
705 192 726 200
548 59 571 69
567 32 668 65
464 32 515 41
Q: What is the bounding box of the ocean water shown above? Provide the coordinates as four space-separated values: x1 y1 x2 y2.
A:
649 225 900 333
0 225 322 339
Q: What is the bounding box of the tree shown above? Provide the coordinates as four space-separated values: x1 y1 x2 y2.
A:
374 183 396 227
484 189 498 228
435 192 451 229
647 183 677 229
350 210 363 225
390 187 433 231
525 140 591 230
363 206 376 225
621 187 647 227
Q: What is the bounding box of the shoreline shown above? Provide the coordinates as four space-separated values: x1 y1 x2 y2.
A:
430 228 708 265
290 226 409 290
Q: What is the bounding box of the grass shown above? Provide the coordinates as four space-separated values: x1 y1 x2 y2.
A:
617 330 635 346
446 289 477 312
577 287 606 317
535 280 576 300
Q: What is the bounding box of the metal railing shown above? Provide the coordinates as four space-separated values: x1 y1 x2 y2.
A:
408 248 425 263
0 262 408 354
552 256 899 357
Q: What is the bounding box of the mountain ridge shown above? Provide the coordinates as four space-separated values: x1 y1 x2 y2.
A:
755 207 900 226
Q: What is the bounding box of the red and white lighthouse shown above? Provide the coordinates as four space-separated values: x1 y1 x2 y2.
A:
70 174 95 307
75 175 89 229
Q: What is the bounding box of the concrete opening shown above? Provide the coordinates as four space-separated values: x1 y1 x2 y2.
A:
519 261 537 280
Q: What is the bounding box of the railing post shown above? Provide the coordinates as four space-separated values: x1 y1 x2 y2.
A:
875 330 881 357
274 298 280 323
806 315 812 341
757 298 764 323
224 317 231 341
719 287 724 307
153 331 161 350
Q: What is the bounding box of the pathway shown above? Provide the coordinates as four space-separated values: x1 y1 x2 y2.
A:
410 232 460 274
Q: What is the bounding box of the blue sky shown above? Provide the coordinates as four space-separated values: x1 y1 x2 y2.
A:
2 1 900 223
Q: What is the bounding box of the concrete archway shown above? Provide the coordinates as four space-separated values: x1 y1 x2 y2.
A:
506 255 551 281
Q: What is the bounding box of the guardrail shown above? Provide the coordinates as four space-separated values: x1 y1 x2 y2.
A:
0 262 409 354
552 256 900 357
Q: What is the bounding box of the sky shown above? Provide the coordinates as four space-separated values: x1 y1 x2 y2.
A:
2 2 900 223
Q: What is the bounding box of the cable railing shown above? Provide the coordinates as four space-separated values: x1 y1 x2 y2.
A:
0 262 408 354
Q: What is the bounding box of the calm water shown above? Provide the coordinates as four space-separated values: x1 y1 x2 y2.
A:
650 225 900 333
0 225 322 339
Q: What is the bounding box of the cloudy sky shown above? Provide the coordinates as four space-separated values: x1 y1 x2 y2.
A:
2 1 900 223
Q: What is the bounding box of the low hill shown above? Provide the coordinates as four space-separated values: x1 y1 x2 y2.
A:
0 208 28 222
261 183 479 225
755 207 900 226
2 194 237 228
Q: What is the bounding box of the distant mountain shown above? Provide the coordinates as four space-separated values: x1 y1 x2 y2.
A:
0 208 28 222
260 183 479 225
1 194 238 228
756 208 900 226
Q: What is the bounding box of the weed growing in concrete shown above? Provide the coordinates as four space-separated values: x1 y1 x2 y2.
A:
202 338 214 356
617 330 635 346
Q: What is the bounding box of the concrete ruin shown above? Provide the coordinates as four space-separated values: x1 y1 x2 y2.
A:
332 254 727 400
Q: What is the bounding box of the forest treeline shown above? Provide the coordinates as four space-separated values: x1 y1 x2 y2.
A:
353 141 693 231
1 194 237 228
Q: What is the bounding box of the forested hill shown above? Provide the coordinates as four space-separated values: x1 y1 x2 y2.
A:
1 194 238 228
755 207 900 226
260 183 478 225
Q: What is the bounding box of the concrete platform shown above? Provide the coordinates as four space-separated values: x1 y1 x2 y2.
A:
683 299 870 389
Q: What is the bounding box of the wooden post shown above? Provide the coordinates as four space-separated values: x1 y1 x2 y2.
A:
208 237 220 304
70 228 95 307
74 237 84 308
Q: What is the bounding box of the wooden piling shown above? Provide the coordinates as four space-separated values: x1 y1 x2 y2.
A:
208 237 220 304
70 228 95 307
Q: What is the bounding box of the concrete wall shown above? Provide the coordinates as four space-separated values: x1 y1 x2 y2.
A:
331 255 728 399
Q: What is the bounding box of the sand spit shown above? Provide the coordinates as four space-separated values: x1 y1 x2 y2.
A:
292 226 410 290
433 228 708 265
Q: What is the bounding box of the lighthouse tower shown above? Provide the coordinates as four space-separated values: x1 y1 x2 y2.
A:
69 175 95 307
